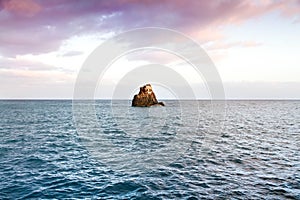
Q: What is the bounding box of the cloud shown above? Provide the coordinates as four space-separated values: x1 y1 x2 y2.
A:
0 56 57 71
3 0 41 17
0 68 75 99
1 0 300 57
205 40 262 51
59 50 84 57
0 56 75 74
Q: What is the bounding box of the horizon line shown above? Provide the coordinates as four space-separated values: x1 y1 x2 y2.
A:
1 98 300 101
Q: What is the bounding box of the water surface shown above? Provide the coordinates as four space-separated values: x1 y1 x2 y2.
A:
0 100 299 199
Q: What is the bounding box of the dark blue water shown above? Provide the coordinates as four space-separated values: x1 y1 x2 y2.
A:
0 100 299 199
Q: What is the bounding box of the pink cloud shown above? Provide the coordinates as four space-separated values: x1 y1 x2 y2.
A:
0 0 299 57
205 40 262 51
3 0 41 17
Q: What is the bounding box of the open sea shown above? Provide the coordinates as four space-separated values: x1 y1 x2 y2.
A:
0 100 299 199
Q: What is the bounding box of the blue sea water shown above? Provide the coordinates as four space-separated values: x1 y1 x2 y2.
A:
0 100 299 199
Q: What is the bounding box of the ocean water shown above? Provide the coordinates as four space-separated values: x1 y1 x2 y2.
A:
0 100 299 199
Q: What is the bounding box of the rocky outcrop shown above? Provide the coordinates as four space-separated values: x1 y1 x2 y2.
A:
132 84 165 107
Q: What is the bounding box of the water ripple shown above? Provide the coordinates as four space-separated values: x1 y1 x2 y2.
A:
0 100 299 199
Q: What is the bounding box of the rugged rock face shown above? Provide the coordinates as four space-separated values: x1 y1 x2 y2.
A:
132 84 165 107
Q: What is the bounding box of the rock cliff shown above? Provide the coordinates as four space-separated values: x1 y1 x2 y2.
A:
132 84 165 107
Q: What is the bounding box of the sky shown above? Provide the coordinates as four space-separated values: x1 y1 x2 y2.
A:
0 0 300 99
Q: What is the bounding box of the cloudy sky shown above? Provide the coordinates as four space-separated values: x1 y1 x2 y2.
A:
0 0 300 99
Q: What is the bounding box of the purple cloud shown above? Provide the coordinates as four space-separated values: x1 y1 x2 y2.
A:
0 0 299 57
